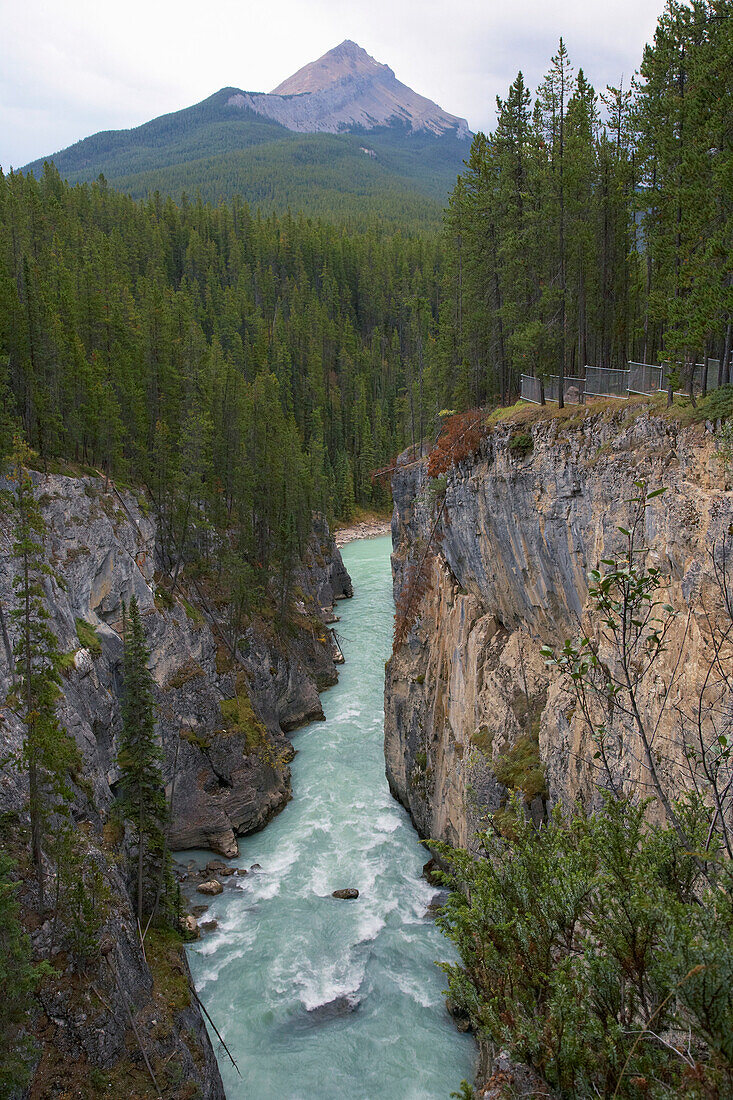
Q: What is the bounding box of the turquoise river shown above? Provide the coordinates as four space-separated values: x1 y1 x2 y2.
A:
187 535 475 1098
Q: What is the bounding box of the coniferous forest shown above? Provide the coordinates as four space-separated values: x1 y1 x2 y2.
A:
0 170 443 604
1 0 733 1097
436 0 732 408
3 0 731 549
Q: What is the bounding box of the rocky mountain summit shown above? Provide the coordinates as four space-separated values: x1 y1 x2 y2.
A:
230 39 471 137
22 40 470 220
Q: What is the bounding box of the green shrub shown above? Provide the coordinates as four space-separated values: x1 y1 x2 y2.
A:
508 431 534 458
433 796 733 1099
699 383 733 423
426 475 448 507
494 733 546 801
219 688 268 754
154 585 175 611
75 617 101 655
471 726 493 754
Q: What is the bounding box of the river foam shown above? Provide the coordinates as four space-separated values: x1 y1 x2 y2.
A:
187 536 474 1098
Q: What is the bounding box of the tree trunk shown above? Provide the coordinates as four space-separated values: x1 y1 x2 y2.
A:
138 791 144 926
24 545 44 914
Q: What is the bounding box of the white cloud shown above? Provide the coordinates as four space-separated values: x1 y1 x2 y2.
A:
0 0 664 169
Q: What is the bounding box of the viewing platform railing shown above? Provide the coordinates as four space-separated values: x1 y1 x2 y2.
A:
521 359 724 405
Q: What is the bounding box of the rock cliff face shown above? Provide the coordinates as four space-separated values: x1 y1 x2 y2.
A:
0 471 350 1096
385 411 731 849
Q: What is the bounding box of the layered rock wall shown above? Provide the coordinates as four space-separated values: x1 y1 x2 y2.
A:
385 411 731 849
0 471 350 1096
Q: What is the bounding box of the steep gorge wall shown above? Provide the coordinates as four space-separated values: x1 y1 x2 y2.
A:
385 411 731 849
0 471 351 1096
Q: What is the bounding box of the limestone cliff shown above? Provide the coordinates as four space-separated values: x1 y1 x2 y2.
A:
0 471 350 1096
384 409 731 850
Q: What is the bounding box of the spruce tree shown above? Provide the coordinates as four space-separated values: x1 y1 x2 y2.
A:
8 437 78 914
116 596 167 925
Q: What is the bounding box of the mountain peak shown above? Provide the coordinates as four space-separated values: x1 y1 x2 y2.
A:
261 40 470 138
272 40 388 96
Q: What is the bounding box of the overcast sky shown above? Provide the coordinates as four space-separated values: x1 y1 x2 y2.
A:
1 0 664 170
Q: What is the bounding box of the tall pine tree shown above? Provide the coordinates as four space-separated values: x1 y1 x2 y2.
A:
116 596 167 925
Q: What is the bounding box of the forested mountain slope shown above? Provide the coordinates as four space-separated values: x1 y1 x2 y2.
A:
0 167 441 589
21 43 470 228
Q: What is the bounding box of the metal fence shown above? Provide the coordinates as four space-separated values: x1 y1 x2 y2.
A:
520 375 544 404
544 375 585 404
520 374 587 404
627 362 664 395
522 359 725 405
628 362 715 397
584 365 629 398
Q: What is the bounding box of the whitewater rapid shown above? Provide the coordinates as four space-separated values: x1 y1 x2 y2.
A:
187 535 474 1098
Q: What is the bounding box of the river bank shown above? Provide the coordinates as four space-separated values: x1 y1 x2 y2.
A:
333 518 392 547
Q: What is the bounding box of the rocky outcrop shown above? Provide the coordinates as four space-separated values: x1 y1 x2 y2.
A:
0 475 349 860
385 411 731 850
226 40 471 139
0 470 351 1096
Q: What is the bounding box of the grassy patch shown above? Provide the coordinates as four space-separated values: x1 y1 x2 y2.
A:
179 596 204 625
485 400 526 428
218 682 267 754
164 661 205 690
180 727 210 752
494 733 547 802
145 928 191 1021
75 618 102 655
486 393 660 432
57 648 80 674
154 585 175 612
471 726 493 754
215 643 233 674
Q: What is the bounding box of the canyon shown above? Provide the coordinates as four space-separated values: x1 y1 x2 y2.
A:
0 471 350 1096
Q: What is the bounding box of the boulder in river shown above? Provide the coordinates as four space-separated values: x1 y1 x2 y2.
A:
446 998 472 1033
332 888 359 900
197 879 223 896
201 919 219 933
422 858 443 887
179 914 199 939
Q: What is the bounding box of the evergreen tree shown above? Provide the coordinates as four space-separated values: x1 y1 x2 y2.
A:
0 852 46 1095
116 596 167 925
8 437 78 914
